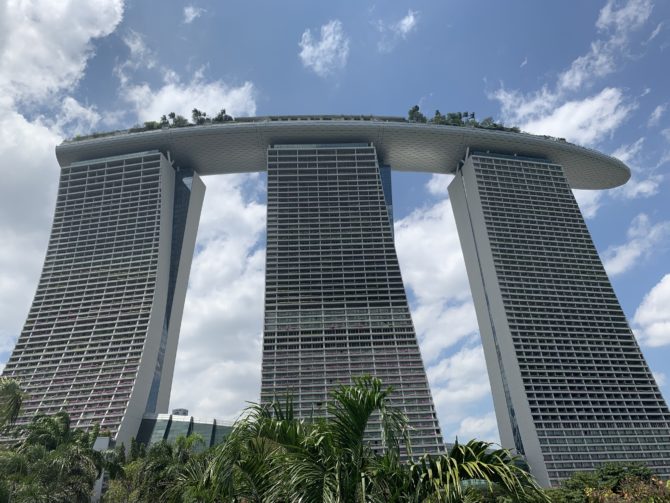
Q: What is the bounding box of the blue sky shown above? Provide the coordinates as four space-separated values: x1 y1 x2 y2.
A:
0 0 669 444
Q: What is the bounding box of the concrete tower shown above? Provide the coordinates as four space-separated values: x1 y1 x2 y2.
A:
449 152 670 486
5 117 666 481
2 151 204 444
261 143 443 454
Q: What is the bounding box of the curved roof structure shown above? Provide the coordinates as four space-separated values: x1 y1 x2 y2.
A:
56 118 630 190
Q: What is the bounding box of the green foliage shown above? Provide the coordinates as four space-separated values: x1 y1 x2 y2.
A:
191 108 209 125
142 120 160 130
13 377 666 503
0 377 25 429
407 105 522 134
406 440 548 503
548 462 664 503
0 412 104 502
408 104 427 123
213 108 233 122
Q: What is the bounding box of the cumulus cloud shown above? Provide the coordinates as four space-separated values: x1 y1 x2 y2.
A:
54 96 102 136
169 175 267 419
183 5 205 24
376 9 419 52
425 173 451 196
394 197 478 364
124 73 256 122
393 189 498 440
454 412 500 444
633 274 670 347
427 345 493 424
572 190 604 219
0 0 124 104
299 20 350 77
114 30 256 123
602 214 670 276
491 0 653 145
498 87 635 145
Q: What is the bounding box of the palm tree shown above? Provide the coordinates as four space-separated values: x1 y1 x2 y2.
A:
0 377 25 429
0 411 104 502
207 376 546 502
405 439 549 502
132 434 205 501
207 375 409 502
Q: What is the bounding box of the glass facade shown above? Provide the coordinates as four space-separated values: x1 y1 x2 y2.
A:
1 151 204 443
137 413 233 449
2 153 166 435
261 143 443 455
450 152 670 486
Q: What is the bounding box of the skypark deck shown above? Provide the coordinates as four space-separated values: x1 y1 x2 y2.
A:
56 117 630 190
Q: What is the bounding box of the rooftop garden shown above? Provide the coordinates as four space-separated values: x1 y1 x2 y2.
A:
65 106 566 144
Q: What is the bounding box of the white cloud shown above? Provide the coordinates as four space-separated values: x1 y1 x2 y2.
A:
520 87 635 145
648 103 667 127
299 20 349 77
393 10 419 38
492 0 652 145
609 138 664 200
520 57 528 68
602 214 670 276
54 96 101 136
114 30 157 86
169 175 267 419
454 412 499 444
572 189 604 219
558 0 652 91
114 30 256 123
646 22 664 44
633 274 670 347
427 345 492 418
615 173 663 199
596 0 653 33
612 137 645 164
558 40 619 92
376 10 419 52
425 173 452 196
654 371 667 387
124 74 256 122
0 0 124 104
393 191 489 434
395 198 471 306
183 5 205 24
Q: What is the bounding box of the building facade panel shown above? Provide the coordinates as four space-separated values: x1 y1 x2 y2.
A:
261 143 443 454
449 152 670 486
2 151 204 445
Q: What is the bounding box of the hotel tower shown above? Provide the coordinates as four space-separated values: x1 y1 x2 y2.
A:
2 116 669 485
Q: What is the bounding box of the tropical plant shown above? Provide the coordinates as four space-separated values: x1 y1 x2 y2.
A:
0 377 25 429
2 376 552 502
407 105 522 134
546 462 664 503
404 440 548 503
203 375 545 503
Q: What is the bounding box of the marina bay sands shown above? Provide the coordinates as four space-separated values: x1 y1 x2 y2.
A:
3 116 669 487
